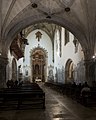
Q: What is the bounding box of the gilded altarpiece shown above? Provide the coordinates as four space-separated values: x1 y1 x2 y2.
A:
30 47 48 82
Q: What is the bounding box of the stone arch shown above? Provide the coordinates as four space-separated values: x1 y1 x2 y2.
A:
12 58 17 81
30 46 48 82
65 59 74 83
3 16 87 57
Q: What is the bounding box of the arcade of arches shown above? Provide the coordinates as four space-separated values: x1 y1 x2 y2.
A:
0 1 96 88
65 59 74 83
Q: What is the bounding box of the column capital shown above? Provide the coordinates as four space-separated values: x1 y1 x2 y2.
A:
83 49 94 60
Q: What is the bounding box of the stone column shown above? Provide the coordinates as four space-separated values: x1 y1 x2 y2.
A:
84 60 91 84
84 49 95 86
52 42 54 63
0 56 8 88
84 59 96 86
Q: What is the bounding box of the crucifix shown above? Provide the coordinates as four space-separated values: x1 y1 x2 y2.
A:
35 31 42 42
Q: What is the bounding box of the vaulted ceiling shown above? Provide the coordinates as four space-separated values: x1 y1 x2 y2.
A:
23 23 60 42
0 0 96 59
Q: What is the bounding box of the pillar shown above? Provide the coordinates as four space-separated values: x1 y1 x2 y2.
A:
84 49 95 86
0 56 8 88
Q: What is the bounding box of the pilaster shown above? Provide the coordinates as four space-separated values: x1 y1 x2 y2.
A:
83 49 95 86
84 58 96 86
0 56 8 88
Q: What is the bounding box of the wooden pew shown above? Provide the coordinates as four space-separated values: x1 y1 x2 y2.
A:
0 83 45 109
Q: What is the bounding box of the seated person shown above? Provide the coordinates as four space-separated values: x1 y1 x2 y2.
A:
6 80 10 88
81 82 90 97
6 79 14 88
14 80 18 87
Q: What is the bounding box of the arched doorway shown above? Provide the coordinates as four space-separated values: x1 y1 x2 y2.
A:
12 58 17 81
65 59 74 83
30 47 48 82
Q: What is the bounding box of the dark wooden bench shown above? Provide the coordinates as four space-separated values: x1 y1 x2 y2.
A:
0 83 45 109
45 82 96 107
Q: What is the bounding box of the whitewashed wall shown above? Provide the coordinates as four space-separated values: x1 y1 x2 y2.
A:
6 50 24 81
7 27 85 84
6 50 14 81
23 29 53 80
53 28 84 84
6 50 17 81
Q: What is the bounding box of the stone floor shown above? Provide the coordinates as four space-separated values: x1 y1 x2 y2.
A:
0 83 96 120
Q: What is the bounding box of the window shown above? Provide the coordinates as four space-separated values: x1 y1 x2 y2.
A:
65 29 69 45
